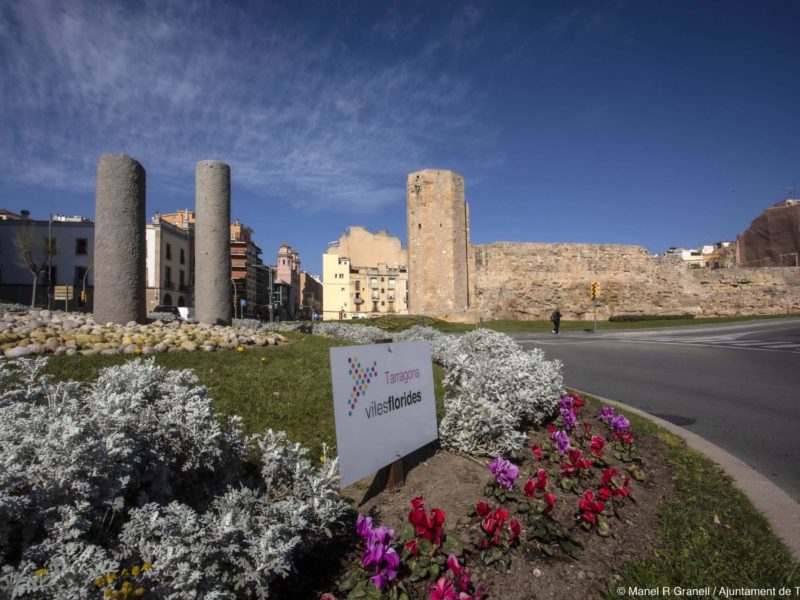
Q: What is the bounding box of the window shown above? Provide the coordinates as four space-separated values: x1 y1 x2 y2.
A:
381 288 384 294
75 238 88 255
370 277 378 286
166 243 172 260
355 280 360 291
381 277 384 282
371 289 379 300
180 248 185 264
165 266 172 288
372 302 379 312
388 277 396 287
387 290 395 301
179 270 185 289
381 301 385 306
163 293 172 306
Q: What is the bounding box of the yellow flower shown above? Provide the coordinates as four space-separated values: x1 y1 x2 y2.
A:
134 589 145 597
95 576 106 587
104 590 113 598
260 357 267 362
131 566 140 576
134 348 142 354
107 573 117 584
141 563 152 571
121 568 129 578
319 455 326 462
237 346 245 352
34 568 48 577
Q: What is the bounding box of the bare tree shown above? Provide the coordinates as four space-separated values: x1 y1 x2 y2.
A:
12 224 56 308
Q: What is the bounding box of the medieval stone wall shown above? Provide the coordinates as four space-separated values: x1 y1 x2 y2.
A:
736 200 800 267
469 242 800 320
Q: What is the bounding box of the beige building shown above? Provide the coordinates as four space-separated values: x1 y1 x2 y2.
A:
322 226 409 320
146 214 193 311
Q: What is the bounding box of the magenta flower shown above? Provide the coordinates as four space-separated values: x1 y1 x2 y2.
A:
355 517 399 591
550 429 572 456
611 415 630 433
356 514 373 538
429 577 459 600
599 406 615 423
488 457 519 490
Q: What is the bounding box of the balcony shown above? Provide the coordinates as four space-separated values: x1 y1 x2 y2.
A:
163 281 174 290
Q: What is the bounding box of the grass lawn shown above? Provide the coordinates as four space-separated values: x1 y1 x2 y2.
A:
42 331 799 589
42 331 447 461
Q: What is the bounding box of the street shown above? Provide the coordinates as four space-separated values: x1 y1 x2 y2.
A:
510 318 800 502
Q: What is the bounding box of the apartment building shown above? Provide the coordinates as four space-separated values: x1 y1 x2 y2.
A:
322 226 408 320
0 210 94 309
146 214 192 311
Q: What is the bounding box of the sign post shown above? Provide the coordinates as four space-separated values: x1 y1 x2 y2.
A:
54 285 74 313
329 340 438 489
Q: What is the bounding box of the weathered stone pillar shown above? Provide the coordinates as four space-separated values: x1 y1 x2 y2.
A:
94 154 146 324
195 160 231 325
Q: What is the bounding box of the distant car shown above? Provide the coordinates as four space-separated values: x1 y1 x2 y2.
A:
152 305 181 318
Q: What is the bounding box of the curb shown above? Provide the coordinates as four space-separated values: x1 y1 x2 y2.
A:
570 388 800 560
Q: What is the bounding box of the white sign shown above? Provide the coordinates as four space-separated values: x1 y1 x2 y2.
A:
330 340 438 487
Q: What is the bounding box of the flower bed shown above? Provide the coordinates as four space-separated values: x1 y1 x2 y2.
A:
323 392 673 600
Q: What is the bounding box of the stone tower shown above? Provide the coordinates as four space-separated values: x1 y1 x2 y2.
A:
406 169 470 315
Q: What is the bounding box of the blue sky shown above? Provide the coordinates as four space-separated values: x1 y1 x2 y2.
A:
1 0 798 276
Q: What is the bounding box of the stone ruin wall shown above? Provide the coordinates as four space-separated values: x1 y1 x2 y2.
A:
468 242 800 320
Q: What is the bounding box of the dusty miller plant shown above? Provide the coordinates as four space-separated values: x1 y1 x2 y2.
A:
0 358 347 599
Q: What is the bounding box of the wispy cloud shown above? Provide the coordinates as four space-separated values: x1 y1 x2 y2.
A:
0 0 490 214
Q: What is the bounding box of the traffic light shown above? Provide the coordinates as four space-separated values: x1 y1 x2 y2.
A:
79 290 87 303
590 281 600 301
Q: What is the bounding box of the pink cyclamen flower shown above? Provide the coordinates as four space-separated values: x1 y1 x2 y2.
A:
447 554 462 576
429 577 459 600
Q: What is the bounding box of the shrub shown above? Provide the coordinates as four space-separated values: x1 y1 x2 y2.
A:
0 358 347 599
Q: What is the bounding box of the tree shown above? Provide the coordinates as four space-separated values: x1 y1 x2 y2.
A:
12 223 55 308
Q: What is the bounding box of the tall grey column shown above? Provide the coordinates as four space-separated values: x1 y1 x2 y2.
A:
195 160 231 325
94 154 146 324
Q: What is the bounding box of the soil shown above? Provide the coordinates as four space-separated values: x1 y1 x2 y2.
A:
277 412 679 600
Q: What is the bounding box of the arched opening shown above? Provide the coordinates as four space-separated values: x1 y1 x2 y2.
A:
163 293 173 306
178 296 186 307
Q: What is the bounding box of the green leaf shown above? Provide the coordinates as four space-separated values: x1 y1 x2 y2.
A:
560 478 574 492
495 559 508 573
441 537 462 556
430 563 440 579
350 580 368 598
517 501 530 513
597 516 611 537
418 539 434 556
560 539 584 560
400 523 415 542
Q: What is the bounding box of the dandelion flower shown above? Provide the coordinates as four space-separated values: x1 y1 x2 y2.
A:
237 346 245 352
34 568 48 577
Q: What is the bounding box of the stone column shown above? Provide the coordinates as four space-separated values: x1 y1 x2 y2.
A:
195 160 231 325
94 154 146 324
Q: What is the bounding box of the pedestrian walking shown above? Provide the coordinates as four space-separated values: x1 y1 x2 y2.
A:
550 309 562 334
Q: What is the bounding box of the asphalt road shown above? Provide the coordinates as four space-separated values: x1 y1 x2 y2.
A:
510 318 800 502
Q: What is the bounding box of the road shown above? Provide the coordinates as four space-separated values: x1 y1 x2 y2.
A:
510 318 800 502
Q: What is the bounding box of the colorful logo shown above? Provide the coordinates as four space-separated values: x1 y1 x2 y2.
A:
346 356 378 416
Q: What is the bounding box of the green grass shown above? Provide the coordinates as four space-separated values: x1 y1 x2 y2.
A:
42 332 446 461
572 394 800 594
353 313 798 334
